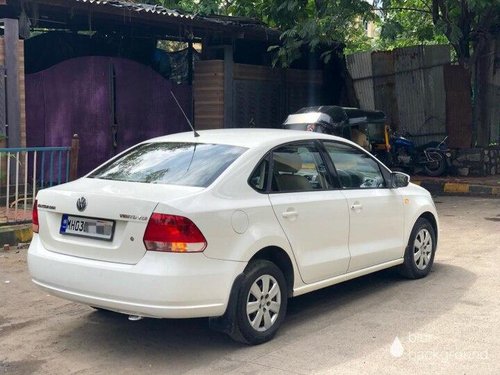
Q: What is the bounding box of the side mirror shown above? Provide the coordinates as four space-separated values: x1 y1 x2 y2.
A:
390 172 410 188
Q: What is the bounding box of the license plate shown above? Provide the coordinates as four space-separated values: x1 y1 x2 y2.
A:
60 214 115 241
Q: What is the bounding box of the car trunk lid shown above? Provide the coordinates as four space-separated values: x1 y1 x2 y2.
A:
36 178 203 264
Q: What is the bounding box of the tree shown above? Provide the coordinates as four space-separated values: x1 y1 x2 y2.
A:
377 1 499 66
146 0 498 71
142 0 376 65
375 0 448 49
145 0 499 145
377 0 500 145
263 0 376 66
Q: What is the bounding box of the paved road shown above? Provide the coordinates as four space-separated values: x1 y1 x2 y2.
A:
1 196 499 374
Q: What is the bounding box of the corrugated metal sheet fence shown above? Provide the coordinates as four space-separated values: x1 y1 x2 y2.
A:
346 51 374 110
347 45 456 146
372 51 398 129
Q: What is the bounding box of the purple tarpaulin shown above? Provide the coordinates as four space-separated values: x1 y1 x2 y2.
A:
26 56 192 176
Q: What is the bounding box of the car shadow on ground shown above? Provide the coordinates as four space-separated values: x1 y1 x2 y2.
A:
56 262 475 371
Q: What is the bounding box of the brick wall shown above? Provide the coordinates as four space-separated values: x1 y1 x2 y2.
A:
451 147 500 176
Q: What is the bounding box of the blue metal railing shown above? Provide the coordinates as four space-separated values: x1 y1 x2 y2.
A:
0 146 72 224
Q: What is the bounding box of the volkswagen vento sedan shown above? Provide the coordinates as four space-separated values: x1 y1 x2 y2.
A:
28 129 438 345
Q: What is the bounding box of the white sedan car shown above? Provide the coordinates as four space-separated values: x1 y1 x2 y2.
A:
28 129 438 344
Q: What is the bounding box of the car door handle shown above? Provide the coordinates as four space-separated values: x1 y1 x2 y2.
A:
351 203 363 211
282 210 298 219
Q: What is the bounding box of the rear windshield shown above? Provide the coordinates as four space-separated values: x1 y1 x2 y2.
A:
89 142 247 187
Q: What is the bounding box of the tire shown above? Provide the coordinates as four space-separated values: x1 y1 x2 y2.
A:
90 306 114 314
424 151 446 177
230 260 288 345
399 218 437 279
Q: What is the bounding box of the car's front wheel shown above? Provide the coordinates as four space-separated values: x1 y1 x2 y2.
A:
399 217 436 279
232 260 288 345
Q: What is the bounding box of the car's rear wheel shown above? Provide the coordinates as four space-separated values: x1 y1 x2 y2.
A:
231 260 288 345
399 218 436 279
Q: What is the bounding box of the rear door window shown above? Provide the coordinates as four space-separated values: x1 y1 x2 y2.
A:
89 142 247 187
271 143 334 192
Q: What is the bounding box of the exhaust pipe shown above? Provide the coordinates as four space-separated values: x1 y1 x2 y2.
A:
128 315 143 321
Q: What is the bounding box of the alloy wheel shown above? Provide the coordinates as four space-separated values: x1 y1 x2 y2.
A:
413 228 433 270
246 274 281 332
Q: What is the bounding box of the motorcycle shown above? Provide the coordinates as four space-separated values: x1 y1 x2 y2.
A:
380 131 451 177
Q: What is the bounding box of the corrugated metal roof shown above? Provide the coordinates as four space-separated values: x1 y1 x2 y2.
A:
74 0 272 30
75 0 193 19
6 0 280 41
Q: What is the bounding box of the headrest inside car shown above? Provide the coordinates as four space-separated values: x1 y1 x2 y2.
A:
274 153 303 173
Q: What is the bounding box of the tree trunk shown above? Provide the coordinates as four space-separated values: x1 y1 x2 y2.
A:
472 37 494 147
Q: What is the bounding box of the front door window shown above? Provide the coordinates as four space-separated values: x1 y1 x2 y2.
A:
323 142 386 189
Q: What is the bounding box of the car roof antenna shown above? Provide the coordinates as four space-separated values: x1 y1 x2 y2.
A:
170 90 199 137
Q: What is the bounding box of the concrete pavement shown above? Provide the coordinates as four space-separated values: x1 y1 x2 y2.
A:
0 196 499 374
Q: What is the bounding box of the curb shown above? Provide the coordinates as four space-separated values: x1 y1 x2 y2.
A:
0 224 33 249
413 181 500 197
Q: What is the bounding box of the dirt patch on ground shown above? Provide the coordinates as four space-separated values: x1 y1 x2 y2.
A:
0 360 46 375
0 319 43 337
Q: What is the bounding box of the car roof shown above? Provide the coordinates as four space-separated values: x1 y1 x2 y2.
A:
147 128 347 149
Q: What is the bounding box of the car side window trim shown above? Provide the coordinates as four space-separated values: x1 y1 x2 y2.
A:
314 139 342 189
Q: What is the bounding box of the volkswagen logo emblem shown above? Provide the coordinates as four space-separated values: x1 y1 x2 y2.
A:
76 197 87 212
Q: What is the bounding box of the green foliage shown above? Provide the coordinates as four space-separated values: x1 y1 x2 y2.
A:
375 0 449 50
250 0 376 66
141 0 499 67
142 0 376 66
377 0 500 63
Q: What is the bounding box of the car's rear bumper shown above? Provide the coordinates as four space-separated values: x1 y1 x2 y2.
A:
28 235 246 318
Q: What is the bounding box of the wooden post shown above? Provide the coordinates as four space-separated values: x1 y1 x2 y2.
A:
188 40 194 126
3 18 20 148
187 40 193 86
70 134 79 181
223 45 234 128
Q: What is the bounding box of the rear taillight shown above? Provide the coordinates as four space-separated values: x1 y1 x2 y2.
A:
143 213 207 253
32 200 39 233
